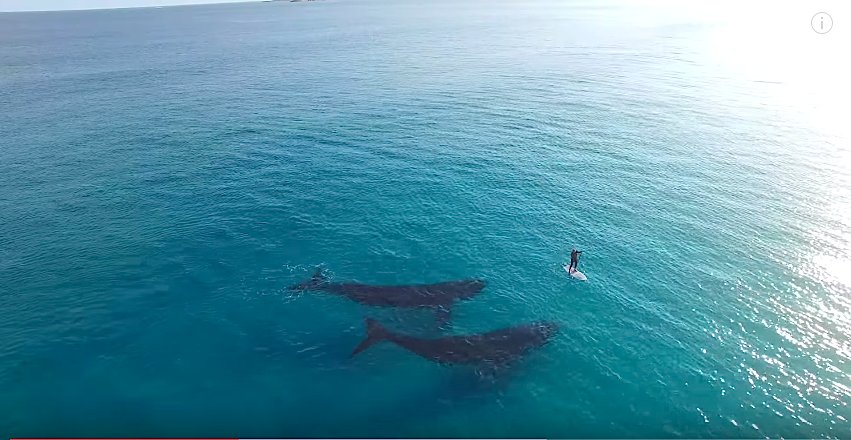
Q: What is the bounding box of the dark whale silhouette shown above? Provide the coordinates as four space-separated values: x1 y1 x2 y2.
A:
289 269 485 324
351 318 559 366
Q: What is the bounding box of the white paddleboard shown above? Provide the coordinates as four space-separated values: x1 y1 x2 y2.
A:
563 265 587 281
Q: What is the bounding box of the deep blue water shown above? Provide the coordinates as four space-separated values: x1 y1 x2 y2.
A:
1 0 849 438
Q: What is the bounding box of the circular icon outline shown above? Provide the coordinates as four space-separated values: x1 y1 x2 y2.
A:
811 12 833 34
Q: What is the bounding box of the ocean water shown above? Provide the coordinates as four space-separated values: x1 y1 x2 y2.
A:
1 0 849 437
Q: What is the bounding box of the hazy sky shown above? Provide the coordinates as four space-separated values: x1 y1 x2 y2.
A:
0 0 257 12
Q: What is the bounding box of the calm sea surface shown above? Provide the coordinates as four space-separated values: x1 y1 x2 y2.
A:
1 0 849 437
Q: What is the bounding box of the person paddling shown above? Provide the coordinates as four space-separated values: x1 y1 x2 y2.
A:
568 248 582 273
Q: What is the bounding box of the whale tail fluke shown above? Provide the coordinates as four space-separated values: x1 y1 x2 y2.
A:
351 318 390 357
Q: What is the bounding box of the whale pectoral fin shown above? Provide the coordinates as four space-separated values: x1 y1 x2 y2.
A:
435 305 452 328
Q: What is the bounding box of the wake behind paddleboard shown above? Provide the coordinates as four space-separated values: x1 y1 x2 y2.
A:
563 265 587 281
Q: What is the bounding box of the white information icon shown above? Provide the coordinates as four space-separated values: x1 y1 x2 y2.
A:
812 12 833 34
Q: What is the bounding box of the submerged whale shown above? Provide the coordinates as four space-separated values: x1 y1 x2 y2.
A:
351 318 559 366
288 269 485 324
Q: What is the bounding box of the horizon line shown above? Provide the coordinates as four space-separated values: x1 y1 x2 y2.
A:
0 0 265 14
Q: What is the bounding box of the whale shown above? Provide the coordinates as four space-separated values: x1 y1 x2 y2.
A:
288 268 485 324
351 318 559 366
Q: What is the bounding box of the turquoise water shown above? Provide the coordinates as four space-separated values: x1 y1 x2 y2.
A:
1 0 849 437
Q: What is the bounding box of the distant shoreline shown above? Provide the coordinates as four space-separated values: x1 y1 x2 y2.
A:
0 0 267 14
